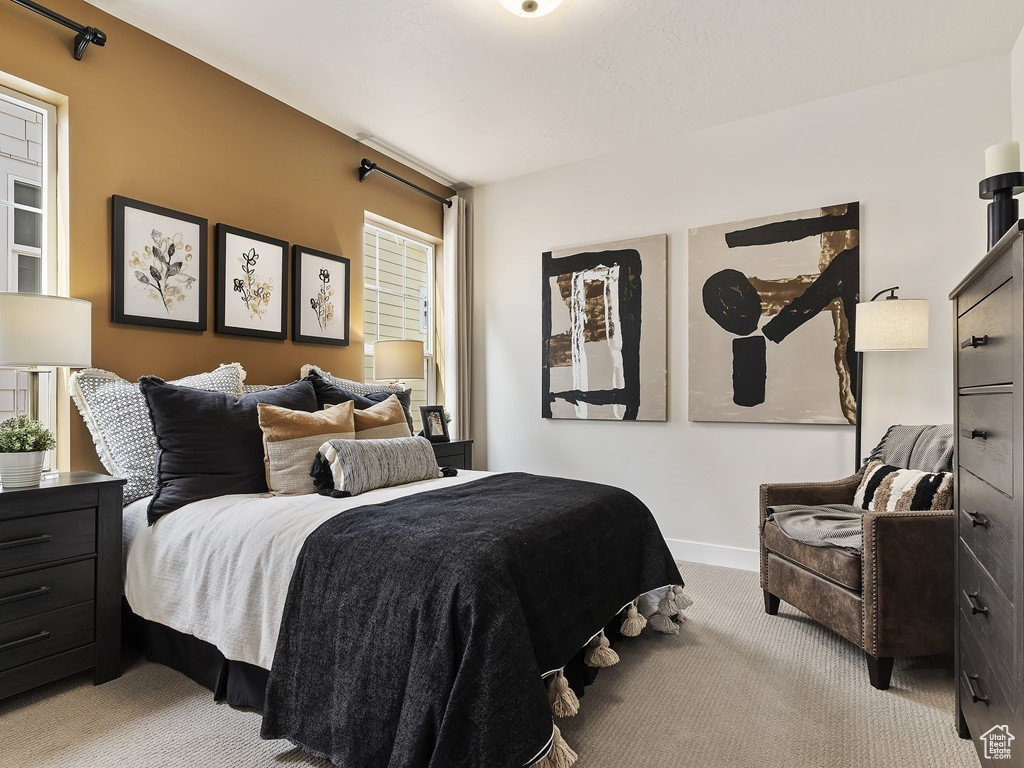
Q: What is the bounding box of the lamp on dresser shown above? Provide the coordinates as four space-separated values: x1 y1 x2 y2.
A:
853 287 929 470
372 339 424 386
0 292 92 421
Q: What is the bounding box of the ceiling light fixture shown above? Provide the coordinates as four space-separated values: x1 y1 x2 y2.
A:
497 0 563 18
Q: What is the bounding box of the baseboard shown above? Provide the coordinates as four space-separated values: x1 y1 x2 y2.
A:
666 538 759 572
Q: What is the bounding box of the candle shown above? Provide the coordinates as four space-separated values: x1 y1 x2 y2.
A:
985 141 1021 177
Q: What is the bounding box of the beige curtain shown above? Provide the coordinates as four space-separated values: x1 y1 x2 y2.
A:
442 195 472 440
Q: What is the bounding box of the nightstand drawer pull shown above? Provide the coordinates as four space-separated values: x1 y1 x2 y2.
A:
963 510 988 528
0 630 49 653
960 334 989 349
0 585 50 606
965 673 990 704
965 591 989 615
960 428 988 440
0 533 52 551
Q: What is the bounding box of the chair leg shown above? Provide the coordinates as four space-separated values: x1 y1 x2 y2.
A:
763 590 780 615
866 654 894 690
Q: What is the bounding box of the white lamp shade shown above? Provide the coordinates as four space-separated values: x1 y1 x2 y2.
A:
497 0 563 17
373 339 424 381
855 299 929 351
0 293 92 367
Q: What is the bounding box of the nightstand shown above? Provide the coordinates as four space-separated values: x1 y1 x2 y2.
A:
0 472 125 700
432 439 474 470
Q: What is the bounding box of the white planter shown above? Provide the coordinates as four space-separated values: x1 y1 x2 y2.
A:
0 451 45 488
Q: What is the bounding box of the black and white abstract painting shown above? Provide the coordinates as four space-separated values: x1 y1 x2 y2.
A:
688 203 859 424
542 234 666 421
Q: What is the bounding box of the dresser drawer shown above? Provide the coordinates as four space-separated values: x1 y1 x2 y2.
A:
959 617 1015 753
957 248 1011 317
0 560 94 625
959 544 1015 681
958 394 1014 497
958 469 1016 597
0 602 94 672
958 280 1013 388
0 508 95 573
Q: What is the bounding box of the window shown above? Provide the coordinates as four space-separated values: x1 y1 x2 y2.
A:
363 220 435 431
0 86 58 447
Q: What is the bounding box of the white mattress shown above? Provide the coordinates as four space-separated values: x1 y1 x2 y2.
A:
123 470 492 669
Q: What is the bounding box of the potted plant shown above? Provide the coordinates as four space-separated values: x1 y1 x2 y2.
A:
0 416 55 488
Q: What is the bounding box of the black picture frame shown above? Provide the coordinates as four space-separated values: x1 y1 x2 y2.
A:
292 245 350 346
420 405 450 443
215 224 288 340
111 195 207 331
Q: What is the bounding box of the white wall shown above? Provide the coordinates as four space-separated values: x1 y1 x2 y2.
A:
1013 24 1024 142
471 56 1010 570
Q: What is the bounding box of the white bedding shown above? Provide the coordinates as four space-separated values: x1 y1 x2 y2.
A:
123 470 492 669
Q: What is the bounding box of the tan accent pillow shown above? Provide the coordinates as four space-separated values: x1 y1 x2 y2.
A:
258 400 355 495
352 395 414 440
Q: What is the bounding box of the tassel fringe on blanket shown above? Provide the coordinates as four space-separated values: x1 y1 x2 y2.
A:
534 724 578 768
532 585 693 766
547 669 580 717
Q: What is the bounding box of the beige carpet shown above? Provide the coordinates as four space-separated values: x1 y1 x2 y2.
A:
0 562 979 768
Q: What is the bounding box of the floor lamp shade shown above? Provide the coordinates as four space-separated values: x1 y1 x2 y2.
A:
0 293 92 367
855 299 929 351
373 339 424 381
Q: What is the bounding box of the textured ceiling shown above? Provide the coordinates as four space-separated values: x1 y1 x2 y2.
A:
87 0 1024 187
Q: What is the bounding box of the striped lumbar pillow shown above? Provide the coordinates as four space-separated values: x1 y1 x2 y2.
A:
853 459 953 512
258 400 355 495
316 436 439 497
353 395 413 440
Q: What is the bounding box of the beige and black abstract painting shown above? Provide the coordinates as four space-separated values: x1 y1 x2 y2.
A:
542 234 666 421
688 203 859 424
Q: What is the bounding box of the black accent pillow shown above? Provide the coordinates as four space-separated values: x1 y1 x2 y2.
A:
304 372 414 431
141 377 318 524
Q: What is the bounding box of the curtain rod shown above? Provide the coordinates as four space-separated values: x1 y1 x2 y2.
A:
10 0 107 60
358 158 452 209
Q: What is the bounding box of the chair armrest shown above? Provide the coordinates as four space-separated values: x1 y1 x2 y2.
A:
758 473 862 521
861 508 955 658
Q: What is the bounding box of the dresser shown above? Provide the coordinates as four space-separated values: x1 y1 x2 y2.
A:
0 472 125 700
950 221 1024 767
431 439 474 470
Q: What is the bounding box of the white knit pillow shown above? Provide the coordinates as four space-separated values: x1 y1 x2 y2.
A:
69 363 246 504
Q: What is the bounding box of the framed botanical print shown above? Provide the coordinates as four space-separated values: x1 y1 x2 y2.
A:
111 195 207 331
215 224 288 339
292 245 350 346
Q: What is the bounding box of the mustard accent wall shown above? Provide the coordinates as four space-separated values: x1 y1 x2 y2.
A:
0 0 450 471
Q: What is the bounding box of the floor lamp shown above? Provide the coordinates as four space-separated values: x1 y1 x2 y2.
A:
854 287 928 471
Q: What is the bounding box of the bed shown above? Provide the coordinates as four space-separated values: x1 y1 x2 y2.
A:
73 364 687 767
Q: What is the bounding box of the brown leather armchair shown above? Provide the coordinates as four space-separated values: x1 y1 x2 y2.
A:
759 449 955 690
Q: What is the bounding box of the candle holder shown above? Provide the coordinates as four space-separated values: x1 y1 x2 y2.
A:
980 171 1024 250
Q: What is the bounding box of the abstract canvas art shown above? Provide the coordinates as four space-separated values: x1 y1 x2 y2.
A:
542 234 666 421
688 203 859 424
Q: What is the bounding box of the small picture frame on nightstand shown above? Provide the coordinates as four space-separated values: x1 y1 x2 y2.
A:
420 405 450 443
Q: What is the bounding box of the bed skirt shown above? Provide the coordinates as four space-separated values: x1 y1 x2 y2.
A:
123 602 606 714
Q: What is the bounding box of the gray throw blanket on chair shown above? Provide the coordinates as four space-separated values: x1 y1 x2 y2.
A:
767 425 954 553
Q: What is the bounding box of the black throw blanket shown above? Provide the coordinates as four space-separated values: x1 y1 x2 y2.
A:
261 472 682 768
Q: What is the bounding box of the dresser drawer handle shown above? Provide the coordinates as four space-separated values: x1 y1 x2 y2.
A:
963 510 989 528
960 428 988 440
965 591 989 615
965 674 990 704
960 335 989 349
0 585 51 606
0 630 49 653
0 534 52 551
